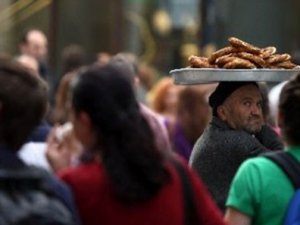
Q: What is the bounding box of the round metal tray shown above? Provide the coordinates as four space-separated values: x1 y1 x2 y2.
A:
170 68 300 85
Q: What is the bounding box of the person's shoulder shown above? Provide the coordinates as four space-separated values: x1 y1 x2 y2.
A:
139 103 164 123
209 118 250 139
223 129 263 151
21 165 72 201
206 125 253 147
58 161 103 184
237 155 274 173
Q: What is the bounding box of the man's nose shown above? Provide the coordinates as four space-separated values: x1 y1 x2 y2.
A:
251 104 261 115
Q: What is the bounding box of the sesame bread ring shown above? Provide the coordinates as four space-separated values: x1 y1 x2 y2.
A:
228 37 261 55
235 52 266 68
266 54 291 65
188 55 212 68
208 46 239 64
260 46 277 59
274 61 297 69
223 58 256 69
215 54 237 67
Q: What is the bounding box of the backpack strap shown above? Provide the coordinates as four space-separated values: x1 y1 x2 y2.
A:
172 159 199 225
264 152 300 189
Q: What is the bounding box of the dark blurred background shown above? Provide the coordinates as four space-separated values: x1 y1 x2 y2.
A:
1 0 300 85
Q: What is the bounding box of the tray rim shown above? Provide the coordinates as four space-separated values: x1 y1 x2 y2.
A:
170 68 300 85
170 67 300 73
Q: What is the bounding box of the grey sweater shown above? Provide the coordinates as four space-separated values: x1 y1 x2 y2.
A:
189 117 283 212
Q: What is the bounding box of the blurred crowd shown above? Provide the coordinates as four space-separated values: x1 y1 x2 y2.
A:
0 28 300 225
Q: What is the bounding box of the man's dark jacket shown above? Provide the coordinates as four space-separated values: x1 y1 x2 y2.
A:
189 116 283 211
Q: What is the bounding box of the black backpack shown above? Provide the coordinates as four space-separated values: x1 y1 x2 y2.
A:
0 166 76 225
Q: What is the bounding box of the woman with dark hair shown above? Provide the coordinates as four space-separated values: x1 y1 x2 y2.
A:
56 64 225 225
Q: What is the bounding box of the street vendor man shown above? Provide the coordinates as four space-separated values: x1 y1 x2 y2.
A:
189 81 283 212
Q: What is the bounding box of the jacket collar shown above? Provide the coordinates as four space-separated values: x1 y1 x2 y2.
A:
0 144 25 169
211 116 233 130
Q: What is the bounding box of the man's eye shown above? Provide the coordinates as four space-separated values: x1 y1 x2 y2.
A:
243 101 251 106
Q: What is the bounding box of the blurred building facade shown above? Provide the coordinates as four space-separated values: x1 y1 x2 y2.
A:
1 0 300 84
0 0 50 54
201 0 300 53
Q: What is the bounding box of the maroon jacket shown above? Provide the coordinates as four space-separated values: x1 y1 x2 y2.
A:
59 160 226 225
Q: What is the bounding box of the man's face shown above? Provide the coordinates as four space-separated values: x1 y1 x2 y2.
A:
21 30 48 61
219 84 264 134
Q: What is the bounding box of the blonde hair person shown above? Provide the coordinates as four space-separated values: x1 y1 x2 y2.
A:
148 77 181 122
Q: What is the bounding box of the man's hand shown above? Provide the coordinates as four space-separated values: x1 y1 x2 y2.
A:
255 125 284 150
46 126 72 173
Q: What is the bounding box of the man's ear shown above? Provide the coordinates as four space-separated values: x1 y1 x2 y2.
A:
75 111 97 149
217 105 227 121
78 111 92 131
